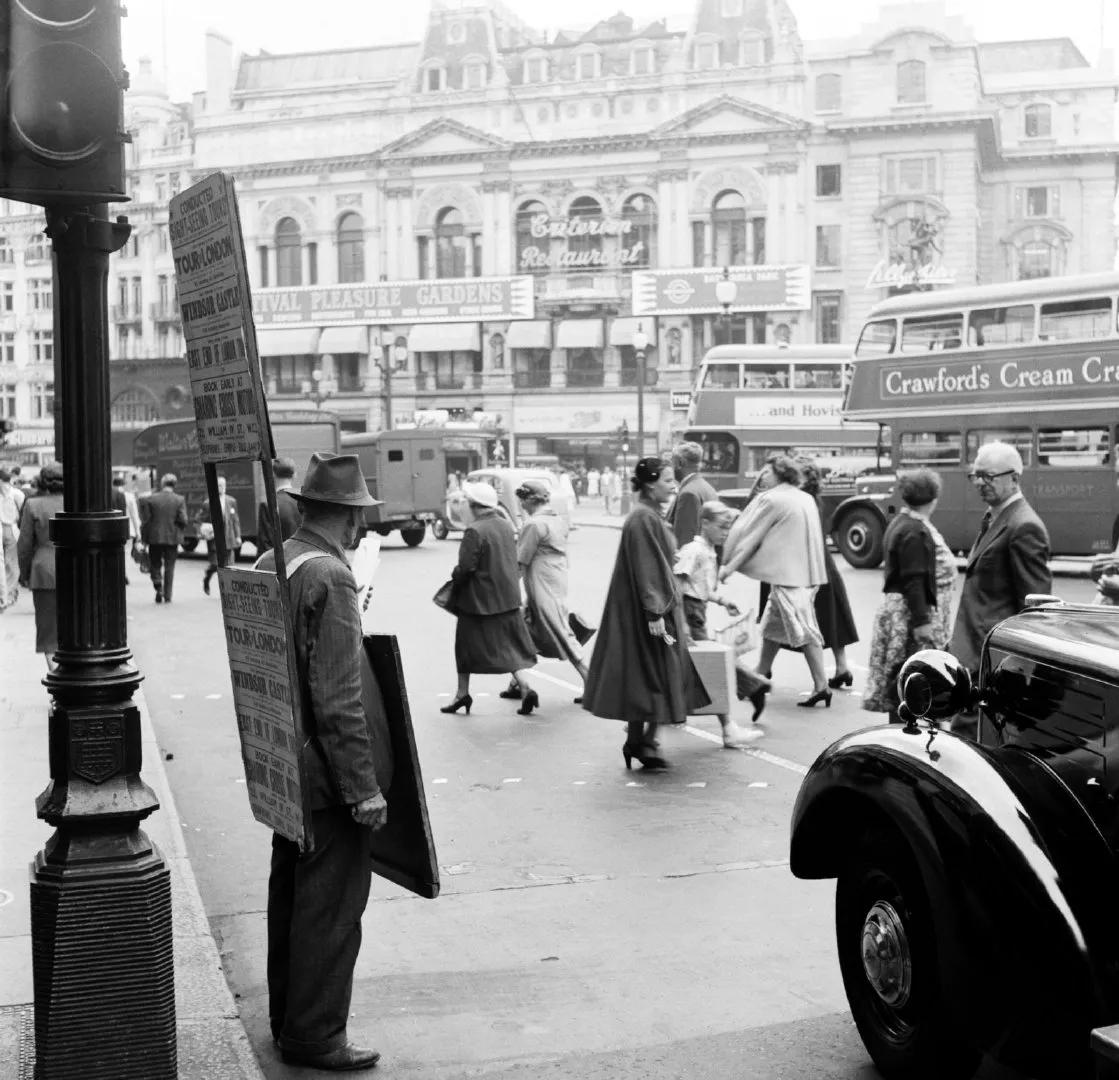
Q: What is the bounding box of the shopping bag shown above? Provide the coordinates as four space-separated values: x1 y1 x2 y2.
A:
713 611 759 657
432 579 458 615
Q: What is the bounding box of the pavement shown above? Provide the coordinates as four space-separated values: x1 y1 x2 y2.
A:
0 600 264 1080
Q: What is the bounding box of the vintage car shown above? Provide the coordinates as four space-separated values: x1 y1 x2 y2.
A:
434 468 574 540
790 598 1119 1080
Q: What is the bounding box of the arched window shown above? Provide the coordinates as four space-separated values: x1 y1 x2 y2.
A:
336 213 364 284
515 199 548 274
523 53 547 83
575 49 600 80
693 38 719 70
436 207 469 278
276 217 302 287
1018 240 1059 281
621 194 656 268
712 191 747 266
568 197 602 262
423 64 446 92
815 73 841 112
897 60 926 104
463 59 487 89
1024 103 1052 138
111 387 161 427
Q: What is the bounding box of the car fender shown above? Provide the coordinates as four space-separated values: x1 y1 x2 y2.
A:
790 726 1110 1052
829 492 891 531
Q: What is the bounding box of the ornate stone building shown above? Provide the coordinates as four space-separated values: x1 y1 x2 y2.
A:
1 1 1115 466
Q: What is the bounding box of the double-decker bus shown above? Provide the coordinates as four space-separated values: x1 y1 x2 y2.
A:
835 270 1119 567
681 343 880 492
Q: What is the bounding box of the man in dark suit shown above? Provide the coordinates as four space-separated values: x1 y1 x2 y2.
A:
257 457 302 552
667 440 717 547
951 441 1051 735
256 453 387 1072
140 472 188 604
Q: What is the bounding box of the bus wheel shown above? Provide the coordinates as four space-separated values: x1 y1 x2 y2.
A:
432 517 449 540
180 537 199 553
401 525 425 548
835 508 884 569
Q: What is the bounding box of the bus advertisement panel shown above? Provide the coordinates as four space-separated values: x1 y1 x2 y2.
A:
836 271 1119 567
681 344 879 491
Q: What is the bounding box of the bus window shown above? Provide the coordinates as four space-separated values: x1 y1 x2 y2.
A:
1038 297 1113 341
855 319 896 357
692 431 739 476
965 429 1033 466
899 431 963 467
793 365 843 390
1038 428 1110 467
742 364 789 389
702 364 741 389
967 304 1035 347
900 313 964 353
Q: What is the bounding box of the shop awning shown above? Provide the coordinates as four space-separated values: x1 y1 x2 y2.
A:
318 325 369 354
555 319 603 350
408 322 480 353
506 320 552 349
256 327 321 357
609 317 657 347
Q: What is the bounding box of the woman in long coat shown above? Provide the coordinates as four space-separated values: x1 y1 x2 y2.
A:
500 478 588 702
583 457 709 770
17 463 64 669
441 480 539 716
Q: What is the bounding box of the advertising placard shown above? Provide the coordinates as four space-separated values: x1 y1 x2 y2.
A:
631 265 810 317
734 394 844 428
169 172 273 462
252 276 534 327
219 567 310 849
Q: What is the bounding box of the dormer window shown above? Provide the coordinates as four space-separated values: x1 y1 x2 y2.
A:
424 64 446 92
896 59 926 105
524 54 548 83
739 33 764 65
463 56 487 89
694 39 719 70
1024 103 1052 138
631 44 655 75
576 50 601 80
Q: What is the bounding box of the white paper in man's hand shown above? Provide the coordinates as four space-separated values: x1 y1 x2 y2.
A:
348 535 382 631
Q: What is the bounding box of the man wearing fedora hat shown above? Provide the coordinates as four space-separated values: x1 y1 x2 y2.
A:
256 452 388 1072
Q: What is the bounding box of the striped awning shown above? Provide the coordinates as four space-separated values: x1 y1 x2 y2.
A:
408 322 480 352
256 327 321 357
318 325 369 354
555 320 603 349
506 320 552 349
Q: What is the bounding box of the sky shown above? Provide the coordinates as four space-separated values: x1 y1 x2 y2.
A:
124 0 1116 103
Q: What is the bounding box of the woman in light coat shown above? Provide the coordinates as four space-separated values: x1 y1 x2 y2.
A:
719 455 831 708
17 464 64 668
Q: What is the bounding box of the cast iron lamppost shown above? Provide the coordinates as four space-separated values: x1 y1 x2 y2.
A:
632 321 648 457
2 2 178 1076
372 332 409 431
618 421 631 515
301 367 337 410
714 265 739 343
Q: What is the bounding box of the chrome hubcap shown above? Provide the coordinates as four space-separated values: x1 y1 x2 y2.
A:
846 524 868 552
860 901 912 1007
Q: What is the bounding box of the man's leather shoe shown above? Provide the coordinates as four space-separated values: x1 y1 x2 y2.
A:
280 1043 381 1071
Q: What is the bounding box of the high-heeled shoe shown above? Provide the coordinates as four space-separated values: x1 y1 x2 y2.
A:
622 742 669 770
499 682 523 700
516 689 539 716
749 687 768 723
440 694 472 714
828 671 854 689
797 688 832 709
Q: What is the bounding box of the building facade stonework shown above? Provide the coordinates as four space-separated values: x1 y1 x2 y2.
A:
0 2 1115 466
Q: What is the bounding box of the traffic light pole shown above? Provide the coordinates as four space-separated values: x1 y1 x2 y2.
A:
31 205 176 1079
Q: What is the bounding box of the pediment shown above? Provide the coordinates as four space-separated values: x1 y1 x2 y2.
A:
653 95 807 139
380 118 508 158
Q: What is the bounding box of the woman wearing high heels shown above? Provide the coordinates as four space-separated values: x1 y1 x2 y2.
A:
440 481 539 717
582 457 709 770
863 468 955 723
719 455 831 709
501 479 588 703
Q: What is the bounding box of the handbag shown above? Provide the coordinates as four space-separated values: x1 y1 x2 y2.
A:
130 539 151 574
567 611 597 646
432 579 458 615
713 610 760 657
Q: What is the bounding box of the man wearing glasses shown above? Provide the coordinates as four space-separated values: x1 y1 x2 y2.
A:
950 441 1051 736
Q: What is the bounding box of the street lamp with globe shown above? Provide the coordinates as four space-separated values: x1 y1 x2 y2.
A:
301 367 337 409
632 321 648 455
618 420 631 515
373 332 409 430
714 266 738 343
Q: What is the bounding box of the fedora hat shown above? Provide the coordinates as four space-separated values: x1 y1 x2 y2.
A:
294 452 379 507
462 480 498 509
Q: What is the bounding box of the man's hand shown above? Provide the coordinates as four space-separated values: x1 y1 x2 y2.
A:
351 792 388 830
648 617 666 637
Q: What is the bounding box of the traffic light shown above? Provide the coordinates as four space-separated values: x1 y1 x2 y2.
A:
0 1 129 207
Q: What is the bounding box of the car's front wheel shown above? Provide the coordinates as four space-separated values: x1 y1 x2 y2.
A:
836 836 980 1080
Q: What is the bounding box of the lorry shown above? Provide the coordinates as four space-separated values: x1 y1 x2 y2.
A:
340 428 490 546
132 410 341 552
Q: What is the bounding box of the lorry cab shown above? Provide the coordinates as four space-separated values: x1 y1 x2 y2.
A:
790 601 1119 1080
